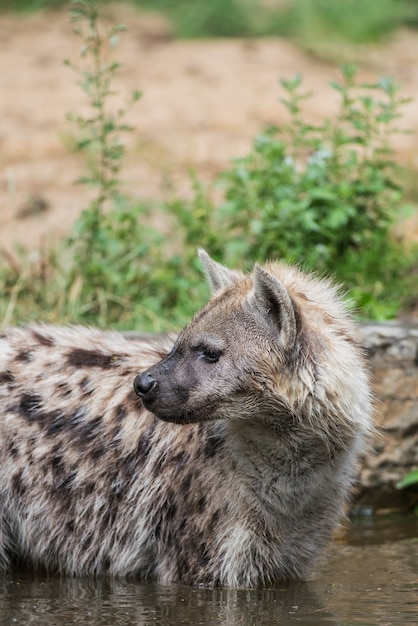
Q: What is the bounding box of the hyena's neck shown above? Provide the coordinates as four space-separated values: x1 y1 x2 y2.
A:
223 416 351 517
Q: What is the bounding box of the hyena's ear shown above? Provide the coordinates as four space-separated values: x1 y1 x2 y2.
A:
252 264 298 349
198 249 241 294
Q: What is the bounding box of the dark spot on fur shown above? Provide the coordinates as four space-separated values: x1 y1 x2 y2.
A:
166 502 177 521
196 495 206 513
55 470 77 494
136 429 153 460
17 392 43 420
110 425 121 449
81 533 93 552
154 520 162 541
16 350 33 362
31 330 55 346
66 521 75 533
80 416 102 442
47 414 69 436
133 419 157 464
203 432 224 458
57 382 72 398
172 450 188 469
9 442 19 458
177 518 187 535
120 452 138 479
84 483 96 496
198 542 210 567
180 473 192 496
0 370 14 385
208 509 221 533
114 404 127 421
79 376 94 396
51 454 65 473
11 470 25 497
125 389 143 413
66 349 116 369
90 444 106 460
68 406 87 428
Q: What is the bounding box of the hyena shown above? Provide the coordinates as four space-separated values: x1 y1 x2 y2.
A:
0 250 372 587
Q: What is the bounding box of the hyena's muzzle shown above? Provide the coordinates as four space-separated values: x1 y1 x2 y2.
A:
133 350 195 423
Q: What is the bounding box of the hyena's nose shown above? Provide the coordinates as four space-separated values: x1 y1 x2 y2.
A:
133 372 157 399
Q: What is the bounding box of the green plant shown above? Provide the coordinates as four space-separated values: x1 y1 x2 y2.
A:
192 65 416 319
65 0 141 232
130 0 411 42
397 470 418 515
274 0 405 47
60 0 210 330
63 0 156 326
129 0 259 38
397 471 418 490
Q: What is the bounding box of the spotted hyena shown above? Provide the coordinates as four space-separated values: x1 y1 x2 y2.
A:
0 250 372 587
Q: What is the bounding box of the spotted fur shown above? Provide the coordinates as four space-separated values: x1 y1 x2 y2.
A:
0 251 372 587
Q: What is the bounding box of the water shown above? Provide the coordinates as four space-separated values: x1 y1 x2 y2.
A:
0 516 417 626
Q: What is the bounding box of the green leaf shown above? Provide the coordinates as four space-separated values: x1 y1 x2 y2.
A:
329 81 343 93
397 471 418 490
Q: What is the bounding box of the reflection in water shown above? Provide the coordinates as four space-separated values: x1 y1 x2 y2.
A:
0 576 334 626
0 517 416 625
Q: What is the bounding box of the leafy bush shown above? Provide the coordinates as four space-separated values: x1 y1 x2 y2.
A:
185 66 416 319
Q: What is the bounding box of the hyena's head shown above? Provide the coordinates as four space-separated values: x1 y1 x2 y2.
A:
133 250 369 429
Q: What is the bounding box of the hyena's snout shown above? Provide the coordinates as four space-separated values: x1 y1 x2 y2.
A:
133 353 192 422
133 371 158 402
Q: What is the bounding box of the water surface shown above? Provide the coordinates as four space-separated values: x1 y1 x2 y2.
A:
1 516 417 625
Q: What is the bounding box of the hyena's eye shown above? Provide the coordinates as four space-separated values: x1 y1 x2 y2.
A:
202 347 222 363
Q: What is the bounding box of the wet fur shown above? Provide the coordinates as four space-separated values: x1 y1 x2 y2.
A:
0 254 372 587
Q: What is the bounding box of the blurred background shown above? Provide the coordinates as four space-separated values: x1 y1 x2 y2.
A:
0 0 417 329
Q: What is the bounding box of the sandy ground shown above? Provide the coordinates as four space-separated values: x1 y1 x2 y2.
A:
1 4 418 252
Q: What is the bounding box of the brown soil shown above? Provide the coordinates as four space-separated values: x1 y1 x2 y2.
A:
1 4 418 252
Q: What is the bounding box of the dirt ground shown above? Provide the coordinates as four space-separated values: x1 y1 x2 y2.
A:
1 4 418 252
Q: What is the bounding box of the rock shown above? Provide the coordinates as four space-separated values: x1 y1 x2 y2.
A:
356 320 418 511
